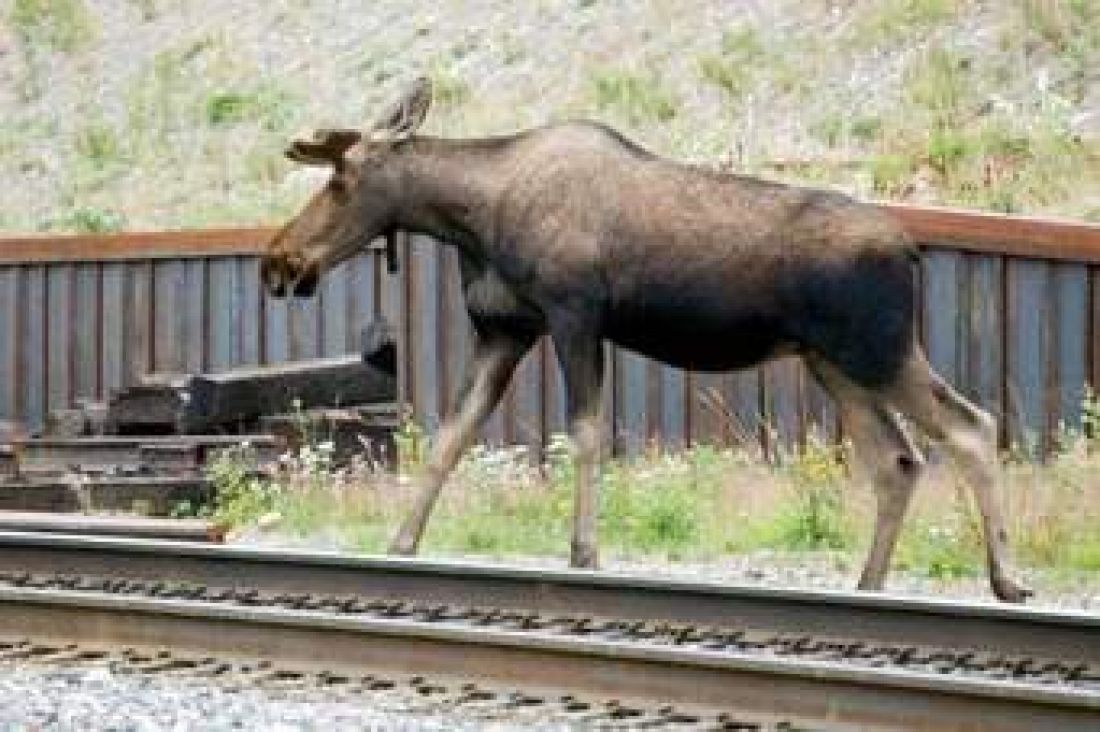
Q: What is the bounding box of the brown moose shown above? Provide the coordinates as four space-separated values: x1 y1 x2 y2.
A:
262 78 1029 603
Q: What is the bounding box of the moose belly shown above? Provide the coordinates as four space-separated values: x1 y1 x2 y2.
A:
605 303 791 372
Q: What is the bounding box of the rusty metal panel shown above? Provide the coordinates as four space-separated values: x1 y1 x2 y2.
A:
5 217 1100 449
236 257 262 367
287 289 322 362
262 274 290 365
125 261 153 384
507 344 543 452
413 236 441 431
186 259 207 374
73 263 101 399
385 235 410 415
151 259 181 373
439 248 470 424
206 256 240 371
687 372 728 446
543 339 567 438
726 369 763 451
346 252 377 349
100 262 127 397
319 257 350 357
762 358 802 453
433 247 452 425
659 365 686 449
0 267 17 421
205 255 262 370
1052 262 1088 433
20 266 47 428
45 263 73 411
922 250 962 387
801 362 837 445
959 254 1004 423
1092 266 1100 392
615 349 648 453
1005 259 1050 452
600 344 616 456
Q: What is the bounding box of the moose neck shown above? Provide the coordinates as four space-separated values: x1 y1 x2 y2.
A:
391 136 511 253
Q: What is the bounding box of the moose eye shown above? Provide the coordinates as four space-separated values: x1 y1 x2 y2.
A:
327 176 349 201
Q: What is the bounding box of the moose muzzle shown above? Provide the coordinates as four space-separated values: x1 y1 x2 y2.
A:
260 254 320 298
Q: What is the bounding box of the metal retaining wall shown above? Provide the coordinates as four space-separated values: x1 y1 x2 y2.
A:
0 231 398 432
1 205 1098 455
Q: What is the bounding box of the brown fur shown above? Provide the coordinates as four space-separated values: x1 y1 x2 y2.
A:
262 78 1030 602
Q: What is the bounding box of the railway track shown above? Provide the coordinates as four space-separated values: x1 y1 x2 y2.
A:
0 531 1096 731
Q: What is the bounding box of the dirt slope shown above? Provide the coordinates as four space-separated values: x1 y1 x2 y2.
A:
0 0 1096 233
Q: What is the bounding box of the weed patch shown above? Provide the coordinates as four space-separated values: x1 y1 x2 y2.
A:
9 0 95 52
591 69 678 125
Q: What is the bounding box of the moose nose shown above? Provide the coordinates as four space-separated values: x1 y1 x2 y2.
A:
292 264 319 297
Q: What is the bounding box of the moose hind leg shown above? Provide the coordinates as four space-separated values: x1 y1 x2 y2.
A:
889 355 1031 603
551 324 605 570
856 407 925 591
809 359 925 592
389 333 533 556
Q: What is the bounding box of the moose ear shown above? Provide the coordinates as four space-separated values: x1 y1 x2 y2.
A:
370 76 432 141
285 128 363 166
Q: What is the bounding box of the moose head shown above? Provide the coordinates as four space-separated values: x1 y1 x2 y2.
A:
261 77 433 297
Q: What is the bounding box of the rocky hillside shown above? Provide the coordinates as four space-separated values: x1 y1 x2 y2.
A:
0 0 1096 233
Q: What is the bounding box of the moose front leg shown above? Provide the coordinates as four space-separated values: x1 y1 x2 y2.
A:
389 333 533 556
551 325 606 570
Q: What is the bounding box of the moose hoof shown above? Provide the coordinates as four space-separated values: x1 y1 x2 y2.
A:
856 574 886 593
570 544 599 570
993 575 1032 604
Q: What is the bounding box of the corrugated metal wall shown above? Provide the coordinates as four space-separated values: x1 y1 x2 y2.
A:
2 210 1098 457
399 237 1100 456
0 252 395 431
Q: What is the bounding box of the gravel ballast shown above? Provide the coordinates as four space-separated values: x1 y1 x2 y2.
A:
0 663 576 732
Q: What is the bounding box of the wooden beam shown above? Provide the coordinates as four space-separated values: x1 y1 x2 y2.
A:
883 204 1100 263
0 204 1097 264
0 227 273 264
108 353 397 434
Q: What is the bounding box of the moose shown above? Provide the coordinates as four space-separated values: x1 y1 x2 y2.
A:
262 77 1030 603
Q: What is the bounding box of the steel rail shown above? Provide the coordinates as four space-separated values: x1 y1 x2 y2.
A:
0 584 1096 732
0 514 224 542
0 531 1095 665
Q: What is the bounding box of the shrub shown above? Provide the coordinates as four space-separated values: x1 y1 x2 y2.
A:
44 206 125 233
773 439 853 550
207 445 280 527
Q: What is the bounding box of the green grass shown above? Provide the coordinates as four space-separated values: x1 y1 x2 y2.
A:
209 392 1100 592
429 66 472 108
9 0 95 52
202 85 297 137
591 69 678 125
696 27 765 100
850 0 959 47
904 46 972 124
